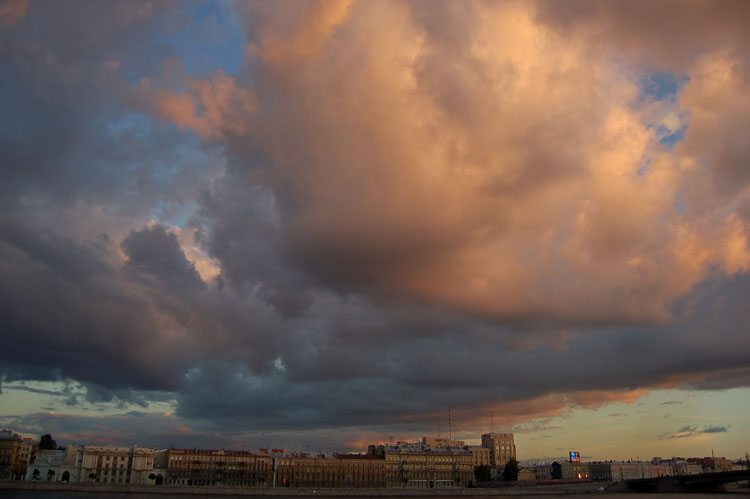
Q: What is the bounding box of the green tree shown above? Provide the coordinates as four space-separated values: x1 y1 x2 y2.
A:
502 458 519 481
39 434 57 450
474 465 493 482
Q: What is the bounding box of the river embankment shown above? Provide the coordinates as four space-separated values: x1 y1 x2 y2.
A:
0 481 612 496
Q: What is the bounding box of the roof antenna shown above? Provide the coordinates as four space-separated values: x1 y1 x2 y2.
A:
437 409 441 439
448 407 452 442
491 409 494 434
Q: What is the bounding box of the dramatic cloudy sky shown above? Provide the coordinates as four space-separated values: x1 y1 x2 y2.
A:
1 0 749 460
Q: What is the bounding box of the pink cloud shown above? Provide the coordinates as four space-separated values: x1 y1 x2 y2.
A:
0 0 27 28
218 1 750 325
123 70 256 142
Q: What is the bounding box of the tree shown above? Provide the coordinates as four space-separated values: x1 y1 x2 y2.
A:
39 434 57 450
551 461 562 479
474 465 493 483
502 458 519 481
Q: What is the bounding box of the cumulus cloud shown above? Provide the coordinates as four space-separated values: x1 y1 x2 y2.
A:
0 0 749 450
219 0 750 327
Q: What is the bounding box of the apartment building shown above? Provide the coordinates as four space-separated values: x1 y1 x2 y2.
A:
0 430 36 480
166 448 272 486
480 433 516 468
274 453 385 488
465 445 491 468
369 442 473 488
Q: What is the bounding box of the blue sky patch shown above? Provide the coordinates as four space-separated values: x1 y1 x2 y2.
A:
169 2 244 78
637 71 689 103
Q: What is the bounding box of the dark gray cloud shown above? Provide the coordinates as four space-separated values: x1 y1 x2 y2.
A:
122 225 205 290
701 426 728 434
0 0 749 452
660 425 729 440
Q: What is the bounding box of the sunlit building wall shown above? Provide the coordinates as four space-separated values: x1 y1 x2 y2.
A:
166 448 271 486
274 453 385 488
465 446 491 468
370 443 473 488
561 461 591 480
480 433 516 468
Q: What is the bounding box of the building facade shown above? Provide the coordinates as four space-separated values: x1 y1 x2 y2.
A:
422 437 465 448
0 430 21 480
687 456 734 472
532 464 552 481
24 444 158 484
274 453 385 488
76 445 157 484
370 443 473 488
591 461 672 481
465 446 491 468
0 430 35 480
518 468 536 481
561 461 591 480
26 450 67 481
166 448 272 487
480 433 516 468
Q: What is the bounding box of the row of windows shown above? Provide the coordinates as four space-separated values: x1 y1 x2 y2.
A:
170 463 267 469
169 454 271 463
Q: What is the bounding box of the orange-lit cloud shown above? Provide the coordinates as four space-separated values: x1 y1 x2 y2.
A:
212 1 750 325
2 0 749 454
0 0 27 27
125 70 256 142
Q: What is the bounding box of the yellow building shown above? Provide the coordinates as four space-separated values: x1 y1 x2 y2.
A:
518 468 536 481
0 430 36 480
422 437 465 447
480 433 516 468
561 461 590 480
370 443 473 488
465 446 491 468
274 453 385 488
0 430 21 480
166 448 272 486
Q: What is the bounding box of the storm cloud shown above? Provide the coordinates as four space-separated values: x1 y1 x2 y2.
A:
1 0 749 452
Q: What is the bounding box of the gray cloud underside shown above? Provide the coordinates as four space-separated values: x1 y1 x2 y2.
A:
660 425 729 440
2 211 748 434
1 0 749 447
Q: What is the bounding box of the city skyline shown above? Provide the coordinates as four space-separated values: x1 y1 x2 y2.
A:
1 0 749 463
